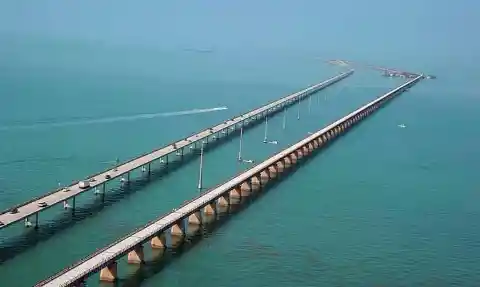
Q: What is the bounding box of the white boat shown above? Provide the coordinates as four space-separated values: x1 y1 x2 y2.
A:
398 124 406 128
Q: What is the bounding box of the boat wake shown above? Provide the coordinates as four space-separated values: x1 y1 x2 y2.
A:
0 106 228 131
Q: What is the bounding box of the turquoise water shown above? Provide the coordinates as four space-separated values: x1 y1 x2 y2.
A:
1 38 480 287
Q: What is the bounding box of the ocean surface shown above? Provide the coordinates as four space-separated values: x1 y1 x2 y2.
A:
0 39 479 287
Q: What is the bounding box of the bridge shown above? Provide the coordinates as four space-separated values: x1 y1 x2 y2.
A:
35 74 424 286
0 70 353 230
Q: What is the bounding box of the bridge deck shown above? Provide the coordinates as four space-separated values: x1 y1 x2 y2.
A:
36 74 423 287
0 70 354 230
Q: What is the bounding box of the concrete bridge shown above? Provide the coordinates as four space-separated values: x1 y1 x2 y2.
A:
35 74 424 287
0 70 353 231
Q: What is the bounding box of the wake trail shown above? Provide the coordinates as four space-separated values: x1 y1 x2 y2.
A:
0 106 228 131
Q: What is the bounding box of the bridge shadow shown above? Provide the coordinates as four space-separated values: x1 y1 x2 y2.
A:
0 117 267 264
114 143 327 287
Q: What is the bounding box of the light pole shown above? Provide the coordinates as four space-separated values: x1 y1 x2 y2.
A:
197 141 205 192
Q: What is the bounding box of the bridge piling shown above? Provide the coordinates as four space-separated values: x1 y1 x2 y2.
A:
72 196 76 215
268 165 277 179
99 261 117 282
127 245 145 264
260 170 270 185
251 175 261 191
228 187 241 202
240 182 251 196
150 233 166 249
217 194 230 207
203 202 216 215
170 220 184 237
188 211 202 225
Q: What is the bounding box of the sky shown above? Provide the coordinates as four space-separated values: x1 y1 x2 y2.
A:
0 0 478 67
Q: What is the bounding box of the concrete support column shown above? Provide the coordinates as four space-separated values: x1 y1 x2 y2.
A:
203 202 216 215
240 182 251 196
313 140 319 149
151 233 166 249
302 146 309 156
217 195 229 207
283 157 291 168
251 175 261 191
296 149 304 160
99 261 117 282
73 279 86 287
275 161 284 173
229 187 242 200
289 153 297 164
268 165 277 178
170 221 184 237
308 143 314 153
127 245 145 264
188 211 202 225
102 184 106 203
260 170 269 185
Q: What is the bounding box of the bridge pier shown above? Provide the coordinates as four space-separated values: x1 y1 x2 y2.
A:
203 202 216 215
151 233 166 249
72 279 86 287
251 175 261 191
99 261 117 282
34 213 39 229
127 245 145 264
217 194 229 207
72 196 76 215
229 186 242 202
302 145 309 156
290 153 298 164
101 184 106 203
260 170 270 185
275 161 284 173
268 165 277 179
170 220 184 237
188 211 202 225
240 182 251 196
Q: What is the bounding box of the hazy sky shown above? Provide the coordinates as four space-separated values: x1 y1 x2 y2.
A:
0 0 478 63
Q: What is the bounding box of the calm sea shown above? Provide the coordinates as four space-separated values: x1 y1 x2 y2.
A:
0 39 479 287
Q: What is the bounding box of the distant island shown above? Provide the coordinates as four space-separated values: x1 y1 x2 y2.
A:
183 48 214 54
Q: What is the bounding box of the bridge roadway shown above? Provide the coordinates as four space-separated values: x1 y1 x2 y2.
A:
36 74 423 287
0 70 354 230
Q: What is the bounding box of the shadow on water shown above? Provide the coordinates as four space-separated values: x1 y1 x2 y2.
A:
0 117 265 264
115 141 329 287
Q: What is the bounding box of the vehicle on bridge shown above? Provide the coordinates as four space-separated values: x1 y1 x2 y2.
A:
78 181 90 189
